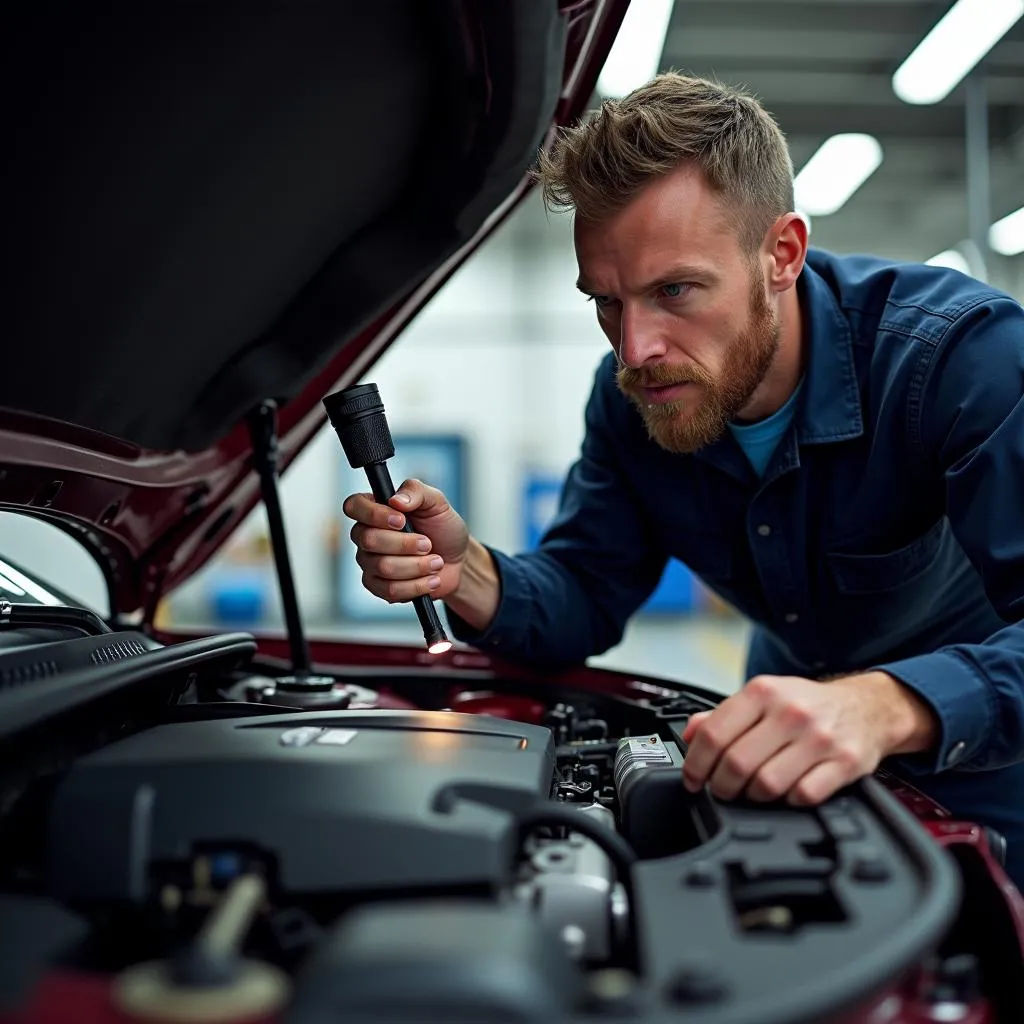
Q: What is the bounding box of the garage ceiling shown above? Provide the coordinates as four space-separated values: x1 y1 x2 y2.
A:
660 0 1024 263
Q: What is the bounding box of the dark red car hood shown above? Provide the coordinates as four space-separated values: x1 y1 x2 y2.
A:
0 1 625 619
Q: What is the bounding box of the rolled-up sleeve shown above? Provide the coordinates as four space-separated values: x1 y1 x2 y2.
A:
877 297 1024 774
446 355 667 667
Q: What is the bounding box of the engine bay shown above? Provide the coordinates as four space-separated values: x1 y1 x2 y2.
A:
0 620 1012 1023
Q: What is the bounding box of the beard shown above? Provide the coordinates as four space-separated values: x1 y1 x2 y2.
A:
616 274 780 454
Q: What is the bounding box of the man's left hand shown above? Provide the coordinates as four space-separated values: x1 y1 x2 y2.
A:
680 671 939 806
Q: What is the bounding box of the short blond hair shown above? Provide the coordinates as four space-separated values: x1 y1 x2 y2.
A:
535 72 794 250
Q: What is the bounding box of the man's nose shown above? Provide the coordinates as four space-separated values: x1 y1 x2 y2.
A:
617 305 667 367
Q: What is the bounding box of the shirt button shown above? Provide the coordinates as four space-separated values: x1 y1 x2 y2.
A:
757 524 772 537
945 740 967 768
784 612 799 623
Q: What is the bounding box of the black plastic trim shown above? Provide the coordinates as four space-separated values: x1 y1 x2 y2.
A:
0 633 256 739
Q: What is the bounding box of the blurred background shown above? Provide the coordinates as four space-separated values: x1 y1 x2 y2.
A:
49 0 1024 695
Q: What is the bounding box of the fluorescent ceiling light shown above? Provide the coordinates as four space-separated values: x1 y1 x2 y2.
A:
926 249 972 274
928 211 1024 265
893 0 1024 105
989 206 1024 256
597 0 675 99
793 134 883 216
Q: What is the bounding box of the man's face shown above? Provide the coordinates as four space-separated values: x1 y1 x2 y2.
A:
574 166 780 454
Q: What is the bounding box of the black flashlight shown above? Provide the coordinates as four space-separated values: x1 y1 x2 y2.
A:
322 383 452 655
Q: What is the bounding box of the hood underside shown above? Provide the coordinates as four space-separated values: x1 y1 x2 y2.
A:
0 1 625 615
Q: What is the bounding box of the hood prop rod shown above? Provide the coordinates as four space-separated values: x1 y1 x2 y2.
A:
247 401 312 677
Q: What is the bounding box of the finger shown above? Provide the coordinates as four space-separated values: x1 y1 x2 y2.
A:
682 694 765 793
357 551 444 581
681 711 710 744
706 718 791 801
343 492 407 529
390 478 449 516
351 523 432 556
787 760 856 807
744 735 832 803
362 571 442 604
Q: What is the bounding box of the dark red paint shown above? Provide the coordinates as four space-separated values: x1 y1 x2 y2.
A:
446 689 549 723
0 970 277 1024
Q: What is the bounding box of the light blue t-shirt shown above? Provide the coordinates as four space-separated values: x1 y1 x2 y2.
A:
727 379 804 477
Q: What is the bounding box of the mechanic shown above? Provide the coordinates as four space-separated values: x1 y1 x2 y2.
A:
343 73 1024 888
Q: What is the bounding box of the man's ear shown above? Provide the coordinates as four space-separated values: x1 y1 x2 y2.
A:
765 212 808 294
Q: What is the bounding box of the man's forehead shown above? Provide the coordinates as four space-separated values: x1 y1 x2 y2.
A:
574 214 734 294
573 172 737 269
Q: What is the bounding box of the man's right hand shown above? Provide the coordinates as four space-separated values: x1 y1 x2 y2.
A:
342 478 470 604
343 478 502 633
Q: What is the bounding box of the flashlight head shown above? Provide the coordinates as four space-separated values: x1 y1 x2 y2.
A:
323 383 394 469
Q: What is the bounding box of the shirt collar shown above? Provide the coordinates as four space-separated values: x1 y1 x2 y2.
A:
691 254 864 480
795 257 864 445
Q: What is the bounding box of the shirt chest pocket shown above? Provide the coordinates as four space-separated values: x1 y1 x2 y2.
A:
826 517 947 594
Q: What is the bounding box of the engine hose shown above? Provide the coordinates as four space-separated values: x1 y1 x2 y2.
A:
517 800 640 964
517 801 637 876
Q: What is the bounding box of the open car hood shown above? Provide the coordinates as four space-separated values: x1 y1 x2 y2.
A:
0 1 626 618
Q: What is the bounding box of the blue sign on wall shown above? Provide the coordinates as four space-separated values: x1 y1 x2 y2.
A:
642 558 701 614
521 471 701 614
523 475 564 551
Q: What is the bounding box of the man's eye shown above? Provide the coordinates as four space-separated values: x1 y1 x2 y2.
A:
590 295 613 308
661 282 689 299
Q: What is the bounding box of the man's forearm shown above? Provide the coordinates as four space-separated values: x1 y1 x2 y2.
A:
444 537 501 633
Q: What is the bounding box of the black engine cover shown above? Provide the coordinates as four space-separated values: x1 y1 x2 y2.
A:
44 710 555 903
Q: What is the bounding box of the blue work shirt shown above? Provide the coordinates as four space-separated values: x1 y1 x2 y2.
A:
448 248 1024 885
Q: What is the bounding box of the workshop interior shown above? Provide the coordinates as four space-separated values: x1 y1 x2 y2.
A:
1 2 1023 1023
